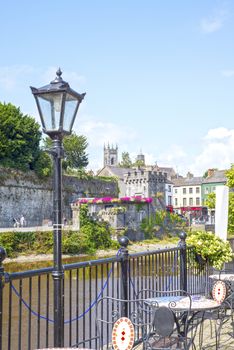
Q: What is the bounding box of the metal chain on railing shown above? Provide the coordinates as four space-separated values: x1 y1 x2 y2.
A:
4 248 124 324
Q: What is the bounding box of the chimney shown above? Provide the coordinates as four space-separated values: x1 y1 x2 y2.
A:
186 172 193 179
207 169 215 177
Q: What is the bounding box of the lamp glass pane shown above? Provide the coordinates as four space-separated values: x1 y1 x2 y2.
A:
37 92 63 131
63 93 79 133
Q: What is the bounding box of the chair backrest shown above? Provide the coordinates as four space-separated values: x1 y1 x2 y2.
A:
209 269 234 300
211 280 227 304
153 306 175 337
143 290 192 350
95 296 153 350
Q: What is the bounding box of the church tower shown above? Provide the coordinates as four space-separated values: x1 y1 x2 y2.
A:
136 150 145 166
104 144 118 167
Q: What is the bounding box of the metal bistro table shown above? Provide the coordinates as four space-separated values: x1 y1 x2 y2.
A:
145 295 221 312
144 295 221 349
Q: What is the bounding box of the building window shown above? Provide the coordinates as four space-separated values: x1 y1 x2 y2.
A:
174 188 178 194
183 188 186 194
168 185 171 192
189 198 193 206
175 198 178 206
189 187 193 194
212 186 216 192
196 187 200 193
205 187 209 194
183 198 187 206
196 197 200 205
168 196 172 205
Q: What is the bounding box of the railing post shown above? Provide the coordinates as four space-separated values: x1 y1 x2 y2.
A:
178 232 187 292
118 236 129 317
0 247 7 350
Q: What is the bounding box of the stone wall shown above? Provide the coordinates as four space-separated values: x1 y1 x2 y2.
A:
0 168 118 228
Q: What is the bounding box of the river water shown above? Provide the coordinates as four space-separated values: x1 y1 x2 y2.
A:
2 254 117 349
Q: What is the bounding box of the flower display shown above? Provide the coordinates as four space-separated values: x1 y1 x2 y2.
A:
74 196 153 205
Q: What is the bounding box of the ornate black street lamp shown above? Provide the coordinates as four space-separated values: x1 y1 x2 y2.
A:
31 69 85 347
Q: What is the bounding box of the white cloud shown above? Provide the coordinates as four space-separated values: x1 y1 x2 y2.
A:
221 70 234 77
200 9 228 33
204 127 232 140
0 65 34 91
189 127 234 175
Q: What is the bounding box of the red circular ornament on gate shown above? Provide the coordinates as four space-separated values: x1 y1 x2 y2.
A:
112 317 135 350
212 280 227 304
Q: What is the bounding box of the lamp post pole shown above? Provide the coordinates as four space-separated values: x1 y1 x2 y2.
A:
51 138 64 346
31 69 85 347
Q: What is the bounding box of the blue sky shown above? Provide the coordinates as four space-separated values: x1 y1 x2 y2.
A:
0 1 234 176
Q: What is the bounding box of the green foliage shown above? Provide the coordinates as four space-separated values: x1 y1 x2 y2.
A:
133 159 145 168
63 133 88 170
226 165 234 234
0 231 37 257
45 133 88 171
79 204 112 250
62 230 95 254
228 192 234 234
141 210 187 239
204 166 234 234
226 164 234 188
32 231 54 254
187 231 234 270
204 192 216 209
0 224 115 258
33 151 52 178
0 102 41 171
0 232 19 257
119 152 133 168
135 203 145 212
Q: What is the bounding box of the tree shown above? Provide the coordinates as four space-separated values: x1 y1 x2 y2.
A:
63 133 88 170
226 164 234 188
226 165 234 233
205 166 234 234
43 132 89 171
141 210 187 239
133 159 145 168
0 102 41 171
204 192 216 209
119 152 132 168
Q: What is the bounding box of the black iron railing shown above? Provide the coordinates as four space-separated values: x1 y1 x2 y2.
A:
0 233 209 350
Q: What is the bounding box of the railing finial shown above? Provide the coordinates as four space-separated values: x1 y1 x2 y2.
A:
0 247 7 264
118 236 129 248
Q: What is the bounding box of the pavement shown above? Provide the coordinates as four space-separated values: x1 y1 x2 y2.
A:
0 225 75 233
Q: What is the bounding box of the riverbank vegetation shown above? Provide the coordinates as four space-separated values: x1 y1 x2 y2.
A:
0 204 118 258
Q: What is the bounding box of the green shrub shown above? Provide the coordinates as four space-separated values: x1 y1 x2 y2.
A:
0 231 37 257
62 230 95 255
187 231 234 270
32 231 53 254
0 232 17 257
